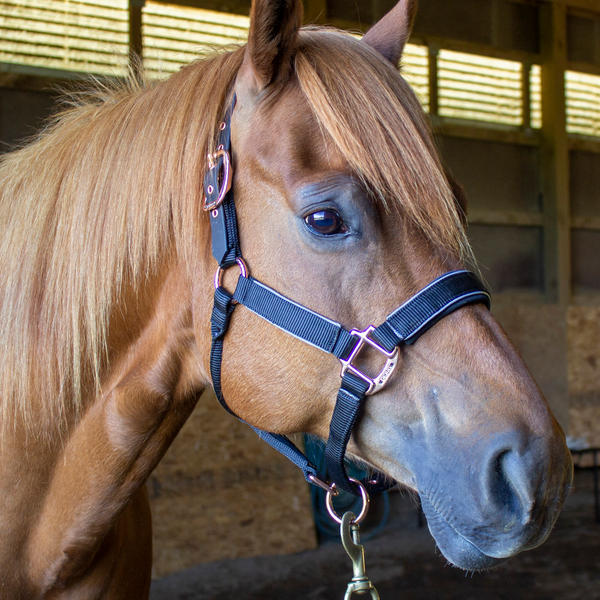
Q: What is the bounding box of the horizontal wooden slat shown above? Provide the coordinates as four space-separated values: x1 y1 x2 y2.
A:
1 24 127 45
572 217 600 231
142 0 248 74
0 2 127 21
566 70 600 138
469 210 544 227
0 0 127 75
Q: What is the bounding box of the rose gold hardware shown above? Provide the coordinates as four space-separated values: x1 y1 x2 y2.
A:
326 478 370 524
214 258 248 304
203 149 233 211
339 326 399 395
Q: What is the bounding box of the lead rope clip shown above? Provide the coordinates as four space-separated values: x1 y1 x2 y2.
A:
340 512 380 599
326 478 380 599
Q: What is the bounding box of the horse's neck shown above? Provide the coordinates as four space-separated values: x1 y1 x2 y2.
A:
5 259 211 594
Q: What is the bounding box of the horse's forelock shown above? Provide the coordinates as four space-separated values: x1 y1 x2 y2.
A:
294 28 471 262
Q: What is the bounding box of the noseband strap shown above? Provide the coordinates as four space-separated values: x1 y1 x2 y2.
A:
206 97 491 496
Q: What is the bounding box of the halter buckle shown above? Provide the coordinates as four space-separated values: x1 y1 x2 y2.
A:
340 326 399 395
203 149 233 211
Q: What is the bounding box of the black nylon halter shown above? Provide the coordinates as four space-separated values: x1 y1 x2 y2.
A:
205 97 491 496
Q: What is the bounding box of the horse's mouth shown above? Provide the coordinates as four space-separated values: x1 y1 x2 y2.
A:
420 495 514 571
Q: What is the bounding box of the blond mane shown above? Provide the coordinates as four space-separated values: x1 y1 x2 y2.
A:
0 46 245 430
0 28 468 431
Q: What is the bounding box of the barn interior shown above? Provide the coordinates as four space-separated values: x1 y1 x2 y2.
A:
1 0 599 598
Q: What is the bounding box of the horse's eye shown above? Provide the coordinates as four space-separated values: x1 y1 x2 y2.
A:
304 210 347 235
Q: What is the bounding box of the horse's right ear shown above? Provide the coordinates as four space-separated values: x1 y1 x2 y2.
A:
236 0 303 99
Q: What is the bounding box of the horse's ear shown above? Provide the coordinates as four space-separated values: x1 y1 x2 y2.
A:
362 0 417 67
237 0 303 97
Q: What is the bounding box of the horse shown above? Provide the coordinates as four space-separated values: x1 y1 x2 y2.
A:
0 0 572 597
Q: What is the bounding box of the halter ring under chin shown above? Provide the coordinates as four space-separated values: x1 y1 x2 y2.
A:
327 478 370 525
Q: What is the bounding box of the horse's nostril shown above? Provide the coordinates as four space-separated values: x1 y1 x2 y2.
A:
486 443 539 531
490 451 521 518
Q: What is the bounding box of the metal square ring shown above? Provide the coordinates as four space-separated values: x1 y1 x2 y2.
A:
339 326 399 395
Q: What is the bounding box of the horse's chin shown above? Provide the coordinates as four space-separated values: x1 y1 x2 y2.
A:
420 496 511 571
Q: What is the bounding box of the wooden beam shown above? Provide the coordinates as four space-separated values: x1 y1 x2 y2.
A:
432 118 541 146
567 60 600 77
540 1 571 305
468 210 544 227
129 0 145 79
304 0 327 25
548 0 600 14
410 34 540 63
571 216 600 230
0 62 90 91
428 43 439 117
569 134 600 153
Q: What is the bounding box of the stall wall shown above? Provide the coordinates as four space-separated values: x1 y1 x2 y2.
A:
148 389 318 578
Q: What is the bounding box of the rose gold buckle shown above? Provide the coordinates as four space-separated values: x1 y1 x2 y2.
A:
339 326 399 395
203 148 232 212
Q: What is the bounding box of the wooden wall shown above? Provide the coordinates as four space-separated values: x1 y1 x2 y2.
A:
148 389 318 578
568 307 600 446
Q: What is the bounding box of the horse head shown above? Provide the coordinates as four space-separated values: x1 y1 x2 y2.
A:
197 0 573 570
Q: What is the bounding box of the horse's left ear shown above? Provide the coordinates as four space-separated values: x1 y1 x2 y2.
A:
237 0 303 98
362 0 417 67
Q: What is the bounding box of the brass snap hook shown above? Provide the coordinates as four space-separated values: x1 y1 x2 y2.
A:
340 511 380 599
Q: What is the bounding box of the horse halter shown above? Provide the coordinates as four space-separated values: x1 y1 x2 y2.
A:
204 97 491 496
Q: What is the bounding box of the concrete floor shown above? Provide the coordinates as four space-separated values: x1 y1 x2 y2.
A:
150 468 600 600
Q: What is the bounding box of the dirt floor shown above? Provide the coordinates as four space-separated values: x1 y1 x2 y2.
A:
150 467 600 600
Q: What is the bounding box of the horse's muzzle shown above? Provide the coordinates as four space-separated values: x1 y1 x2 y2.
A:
415 429 573 570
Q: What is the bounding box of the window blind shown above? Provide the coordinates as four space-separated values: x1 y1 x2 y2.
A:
566 70 600 137
438 49 522 126
530 64 542 129
142 1 248 76
0 0 128 75
402 43 429 112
